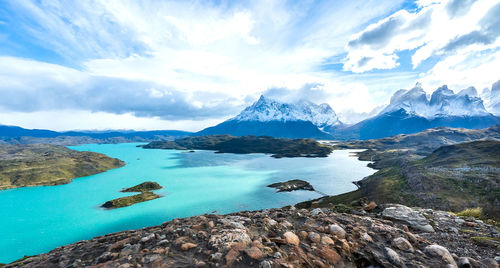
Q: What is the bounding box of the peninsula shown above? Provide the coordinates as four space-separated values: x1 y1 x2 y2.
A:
140 135 333 158
0 144 125 190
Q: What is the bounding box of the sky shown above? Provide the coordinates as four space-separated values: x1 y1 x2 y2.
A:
0 0 499 131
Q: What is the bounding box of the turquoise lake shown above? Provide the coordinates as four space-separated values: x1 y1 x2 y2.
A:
0 143 375 263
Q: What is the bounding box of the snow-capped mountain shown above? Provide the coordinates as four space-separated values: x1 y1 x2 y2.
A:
197 95 340 139
381 83 489 118
233 95 341 130
334 83 500 140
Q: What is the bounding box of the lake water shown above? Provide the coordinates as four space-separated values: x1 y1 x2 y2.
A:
0 143 374 263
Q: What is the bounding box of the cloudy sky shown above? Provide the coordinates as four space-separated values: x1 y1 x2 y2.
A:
1 0 499 131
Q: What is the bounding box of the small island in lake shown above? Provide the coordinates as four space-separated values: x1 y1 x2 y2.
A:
139 135 333 158
267 179 315 192
102 181 163 209
121 181 162 192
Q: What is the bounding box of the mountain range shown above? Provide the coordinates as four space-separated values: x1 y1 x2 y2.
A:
3 81 500 142
199 81 500 139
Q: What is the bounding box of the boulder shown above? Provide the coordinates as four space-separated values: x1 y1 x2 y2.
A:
382 205 435 232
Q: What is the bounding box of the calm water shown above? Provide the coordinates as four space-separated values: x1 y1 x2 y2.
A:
0 143 374 263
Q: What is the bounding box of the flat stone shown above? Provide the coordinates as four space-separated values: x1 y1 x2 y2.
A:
382 205 435 232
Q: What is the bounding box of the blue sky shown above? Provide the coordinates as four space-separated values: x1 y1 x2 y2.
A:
0 0 499 131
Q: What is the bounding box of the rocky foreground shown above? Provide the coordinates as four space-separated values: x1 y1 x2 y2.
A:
6 204 500 267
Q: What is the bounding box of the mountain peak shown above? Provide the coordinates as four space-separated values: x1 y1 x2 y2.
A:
382 84 489 118
233 96 341 129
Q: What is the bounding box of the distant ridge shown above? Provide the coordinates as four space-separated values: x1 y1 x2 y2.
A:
0 125 192 145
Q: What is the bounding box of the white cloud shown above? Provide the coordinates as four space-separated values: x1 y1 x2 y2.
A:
1 0 410 129
420 48 500 92
0 109 228 132
344 0 500 72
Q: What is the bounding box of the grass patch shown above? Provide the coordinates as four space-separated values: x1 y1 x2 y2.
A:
455 207 482 218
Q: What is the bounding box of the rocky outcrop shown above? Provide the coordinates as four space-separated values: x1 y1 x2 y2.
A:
6 205 499 267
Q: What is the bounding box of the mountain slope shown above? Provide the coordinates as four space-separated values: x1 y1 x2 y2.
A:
198 95 339 139
301 126 500 217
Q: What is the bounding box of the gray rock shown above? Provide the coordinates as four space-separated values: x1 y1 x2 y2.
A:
140 233 155 243
457 257 471 268
480 258 499 268
144 254 161 263
382 205 435 232
328 224 346 238
385 247 401 265
311 208 323 215
392 237 413 252
424 244 457 267
260 260 272 268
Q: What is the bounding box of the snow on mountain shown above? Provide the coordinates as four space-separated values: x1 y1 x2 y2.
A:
488 80 500 115
232 95 341 130
379 83 429 116
381 83 490 118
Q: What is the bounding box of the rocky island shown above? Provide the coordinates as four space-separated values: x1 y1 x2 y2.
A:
102 182 163 209
140 135 333 158
267 179 315 192
0 144 125 190
121 181 162 193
